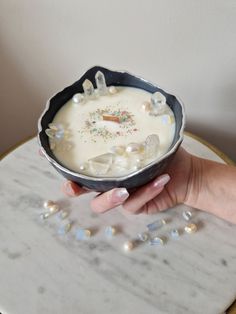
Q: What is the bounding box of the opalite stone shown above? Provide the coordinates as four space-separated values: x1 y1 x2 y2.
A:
184 223 197 234
162 114 174 125
105 226 116 237
146 219 166 231
149 236 164 246
72 93 84 104
170 229 180 238
76 229 91 240
82 79 95 98
144 134 160 159
137 232 149 242
108 86 117 94
123 241 134 251
58 222 72 235
183 210 192 221
150 92 166 115
95 71 107 95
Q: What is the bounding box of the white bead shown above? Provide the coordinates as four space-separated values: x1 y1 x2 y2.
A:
126 143 142 154
72 93 84 104
184 223 197 234
108 86 117 94
43 200 55 209
123 241 134 251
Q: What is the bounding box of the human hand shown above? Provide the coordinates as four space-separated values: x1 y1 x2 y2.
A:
62 147 195 214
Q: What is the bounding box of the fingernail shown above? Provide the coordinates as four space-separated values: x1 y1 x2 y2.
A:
64 181 76 196
153 174 170 188
111 188 129 204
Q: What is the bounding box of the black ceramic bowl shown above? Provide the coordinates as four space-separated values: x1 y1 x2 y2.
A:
38 66 185 192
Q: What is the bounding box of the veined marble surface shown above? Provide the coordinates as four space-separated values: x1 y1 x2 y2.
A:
0 135 235 314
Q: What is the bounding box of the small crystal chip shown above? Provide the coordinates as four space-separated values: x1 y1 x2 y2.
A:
89 153 114 175
183 210 192 221
82 79 95 98
137 232 149 242
105 226 116 237
58 222 72 235
149 236 164 246
150 92 166 115
144 134 160 159
57 210 69 220
76 229 91 240
147 219 166 232
72 93 84 104
170 229 180 238
95 71 107 95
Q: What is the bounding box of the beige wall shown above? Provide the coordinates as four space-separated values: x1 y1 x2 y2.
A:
0 0 236 161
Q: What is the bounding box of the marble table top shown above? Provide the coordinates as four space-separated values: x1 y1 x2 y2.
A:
0 134 235 314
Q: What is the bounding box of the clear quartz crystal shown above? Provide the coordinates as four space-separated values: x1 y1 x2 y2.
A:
72 93 84 104
82 79 95 98
144 134 160 159
149 236 164 246
150 92 166 115
146 219 166 231
89 153 114 175
95 71 107 95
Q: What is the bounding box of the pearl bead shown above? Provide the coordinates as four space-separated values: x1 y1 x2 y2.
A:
43 200 55 209
123 241 134 252
126 143 142 154
79 163 86 171
108 86 117 94
72 93 84 104
48 204 59 214
142 101 151 112
184 223 197 234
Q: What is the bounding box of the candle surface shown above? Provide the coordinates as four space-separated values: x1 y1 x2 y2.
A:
48 86 175 177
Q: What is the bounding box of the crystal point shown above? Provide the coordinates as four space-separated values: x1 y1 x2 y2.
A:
150 92 166 115
82 79 95 98
144 134 160 159
95 71 107 95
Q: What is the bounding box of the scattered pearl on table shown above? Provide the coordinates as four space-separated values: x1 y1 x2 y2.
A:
183 210 193 221
72 93 84 104
57 210 69 220
123 241 134 252
43 200 55 209
184 223 197 234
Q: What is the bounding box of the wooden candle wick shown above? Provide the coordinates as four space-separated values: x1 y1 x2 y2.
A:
102 114 120 123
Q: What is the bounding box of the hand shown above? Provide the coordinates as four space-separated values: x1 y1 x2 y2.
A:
62 147 195 214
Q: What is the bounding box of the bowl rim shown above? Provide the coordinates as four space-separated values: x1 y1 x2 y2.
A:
38 65 186 182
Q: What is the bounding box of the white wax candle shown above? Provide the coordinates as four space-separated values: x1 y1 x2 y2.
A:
48 86 175 177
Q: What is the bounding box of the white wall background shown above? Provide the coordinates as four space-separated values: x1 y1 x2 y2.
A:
0 0 236 161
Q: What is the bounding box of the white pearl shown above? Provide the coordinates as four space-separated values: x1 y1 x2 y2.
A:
108 86 117 94
184 223 197 234
43 200 55 209
72 93 84 104
48 204 59 214
123 241 134 252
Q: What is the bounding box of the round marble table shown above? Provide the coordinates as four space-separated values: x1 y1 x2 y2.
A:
0 133 235 314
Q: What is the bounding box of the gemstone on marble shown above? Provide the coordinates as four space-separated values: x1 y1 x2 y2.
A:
137 232 149 242
40 212 52 220
149 236 164 246
88 153 114 175
170 229 180 238
183 210 193 221
82 79 95 98
95 71 107 95
48 204 59 214
76 228 91 240
123 241 134 252
57 210 69 220
184 223 197 234
146 219 166 232
58 222 72 235
72 93 84 105
105 226 116 237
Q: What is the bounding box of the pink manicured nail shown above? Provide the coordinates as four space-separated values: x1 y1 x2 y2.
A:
153 174 170 188
111 188 129 204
